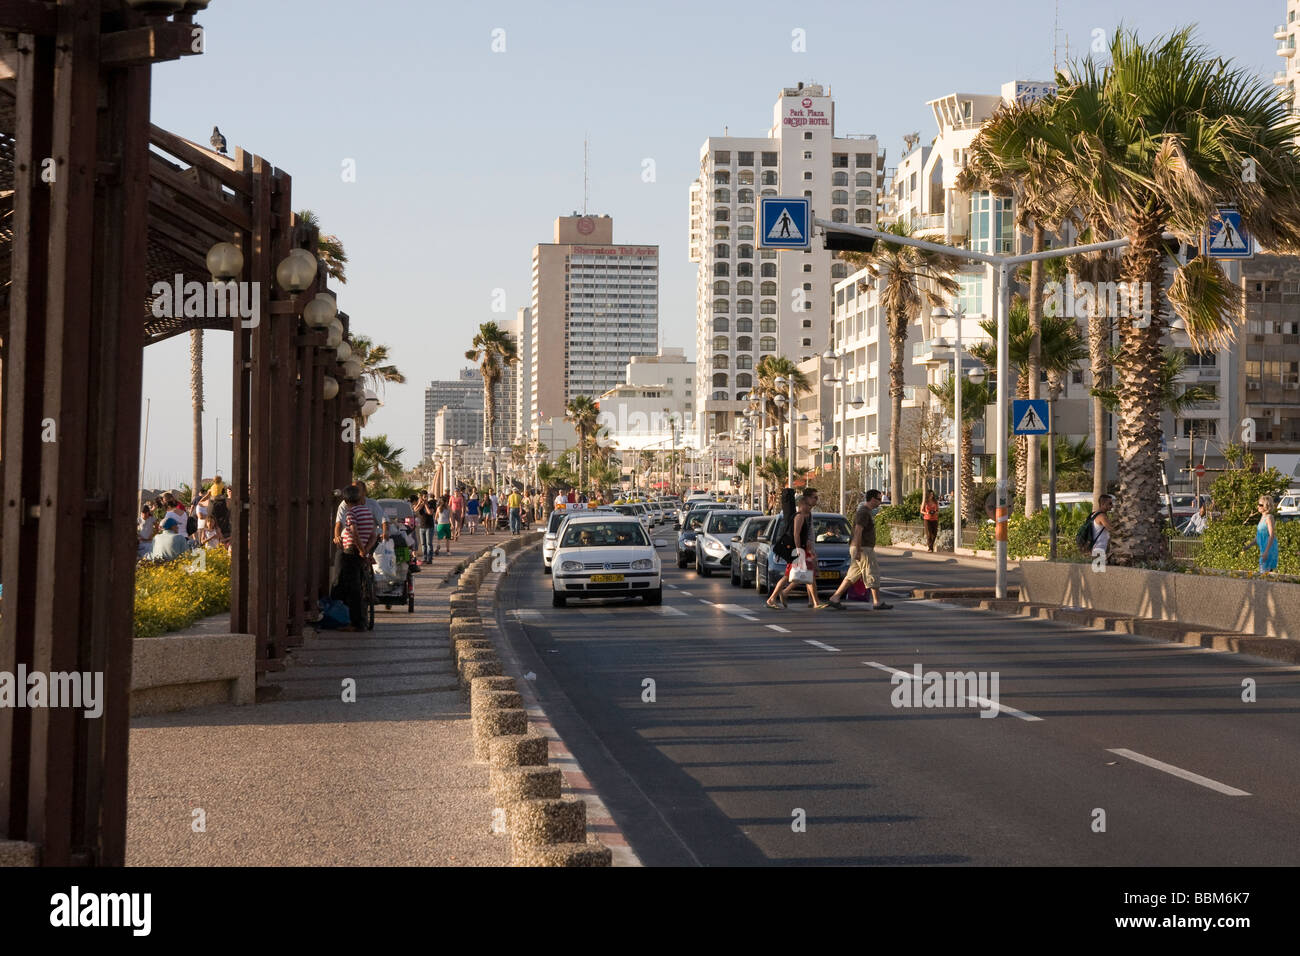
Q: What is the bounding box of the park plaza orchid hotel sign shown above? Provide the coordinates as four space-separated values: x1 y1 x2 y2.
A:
781 95 831 129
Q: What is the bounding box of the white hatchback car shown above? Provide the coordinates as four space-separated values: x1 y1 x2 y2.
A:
551 514 665 607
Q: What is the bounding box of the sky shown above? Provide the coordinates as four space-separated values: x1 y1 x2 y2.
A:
141 0 1280 488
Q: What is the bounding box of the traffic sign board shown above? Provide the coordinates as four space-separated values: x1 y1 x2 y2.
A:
1205 208 1253 259
759 198 810 249
1195 463 1206 478
1012 399 1050 435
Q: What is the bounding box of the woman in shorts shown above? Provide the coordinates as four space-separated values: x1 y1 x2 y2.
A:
433 495 452 556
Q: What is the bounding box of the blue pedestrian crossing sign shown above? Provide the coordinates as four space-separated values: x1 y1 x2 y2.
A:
1205 208 1253 259
1012 399 1050 435
759 198 810 250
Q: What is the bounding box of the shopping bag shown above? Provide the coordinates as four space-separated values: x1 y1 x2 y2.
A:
789 548 814 585
374 539 397 578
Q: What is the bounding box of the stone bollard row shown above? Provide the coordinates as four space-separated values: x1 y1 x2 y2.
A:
452 638 493 669
471 690 525 759
509 798 611 867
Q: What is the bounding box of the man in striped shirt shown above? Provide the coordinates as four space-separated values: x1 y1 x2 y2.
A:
332 484 377 631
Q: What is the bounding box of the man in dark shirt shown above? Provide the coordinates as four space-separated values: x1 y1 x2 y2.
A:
826 489 892 610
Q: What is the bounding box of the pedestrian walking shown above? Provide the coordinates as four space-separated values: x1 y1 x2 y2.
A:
1085 494 1113 558
415 491 435 562
921 490 940 552
466 489 480 535
1246 495 1279 573
332 484 376 632
826 489 891 610
767 487 827 610
450 488 465 541
433 495 452 556
508 487 522 535
487 490 499 535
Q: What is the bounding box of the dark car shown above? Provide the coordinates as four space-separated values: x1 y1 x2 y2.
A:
729 514 774 588
754 512 854 596
675 509 715 568
695 509 761 576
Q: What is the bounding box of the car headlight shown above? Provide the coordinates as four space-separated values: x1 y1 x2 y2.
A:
744 552 756 562
631 558 653 570
560 560 584 572
703 537 726 554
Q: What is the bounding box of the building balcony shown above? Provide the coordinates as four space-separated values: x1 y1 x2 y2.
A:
909 212 946 234
1275 70 1290 85
1279 24 1291 39
1281 41 1296 58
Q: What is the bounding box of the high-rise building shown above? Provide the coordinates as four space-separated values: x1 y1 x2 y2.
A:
492 313 522 448
422 368 482 461
513 306 532 444
528 215 659 436
1276 8 1298 112
595 347 697 451
688 82 884 447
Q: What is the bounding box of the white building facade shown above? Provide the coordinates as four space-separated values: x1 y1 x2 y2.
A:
688 83 884 448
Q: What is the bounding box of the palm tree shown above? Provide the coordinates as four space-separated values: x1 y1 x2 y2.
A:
296 209 348 284
1092 347 1215 418
928 374 993 524
973 27 1300 562
350 334 406 396
353 435 405 485
754 355 812 461
465 322 519 489
564 395 599 493
840 222 961 500
970 299 1087 505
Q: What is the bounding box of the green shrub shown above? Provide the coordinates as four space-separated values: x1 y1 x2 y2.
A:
134 548 232 638
972 502 1092 558
1196 521 1300 575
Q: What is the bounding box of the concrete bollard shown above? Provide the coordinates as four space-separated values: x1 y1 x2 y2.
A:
512 842 612 867
452 638 493 668
509 798 587 863
488 732 548 768
459 657 503 687
449 622 486 643
472 691 525 759
475 707 527 762
470 675 517 702
490 764 561 802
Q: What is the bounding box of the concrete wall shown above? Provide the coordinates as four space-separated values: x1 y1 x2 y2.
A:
1021 563 1300 640
131 632 256 716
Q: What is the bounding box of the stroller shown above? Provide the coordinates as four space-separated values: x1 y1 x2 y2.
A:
370 517 416 614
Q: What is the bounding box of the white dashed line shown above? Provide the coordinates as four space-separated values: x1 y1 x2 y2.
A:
646 606 688 617
678 590 693 596
1106 748 1251 796
861 662 1042 721
666 583 678 589
699 599 713 605
804 640 840 652
766 625 790 633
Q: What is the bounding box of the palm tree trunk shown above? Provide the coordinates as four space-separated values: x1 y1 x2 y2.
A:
190 329 204 501
1025 223 1045 515
1112 218 1167 565
961 421 977 526
888 311 906 501
1088 303 1110 504
1015 377 1029 507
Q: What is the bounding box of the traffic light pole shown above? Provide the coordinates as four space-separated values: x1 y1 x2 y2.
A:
816 218 1139 597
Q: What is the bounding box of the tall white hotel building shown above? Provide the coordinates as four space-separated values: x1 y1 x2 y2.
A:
688 83 884 444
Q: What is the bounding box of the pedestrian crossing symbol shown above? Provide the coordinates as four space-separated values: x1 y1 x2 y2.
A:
1205 208 1253 259
759 197 811 249
1012 398 1050 435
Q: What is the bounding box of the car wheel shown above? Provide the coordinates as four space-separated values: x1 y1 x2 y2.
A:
730 564 739 586
677 554 687 569
644 587 662 606
552 591 566 608
543 564 551 575
697 554 711 577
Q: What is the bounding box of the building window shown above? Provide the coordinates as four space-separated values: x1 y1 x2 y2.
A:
738 151 754 166
713 355 729 369
738 225 754 240
737 335 752 351
715 244 730 258
713 298 729 313
713 372 728 386
833 171 848 187
761 170 778 185
760 318 777 333
802 338 812 347
804 190 813 198
760 300 777 314
760 336 777 351
713 335 729 352
803 171 813 181
737 355 753 369
714 171 729 184
737 244 754 258
803 150 813 160
714 225 730 239
738 169 754 185
855 209 872 224
713 316 729 332
855 153 872 167
713 279 730 295
761 151 778 166
760 280 777 296
737 373 753 388
833 153 848 167
736 298 753 314
856 171 872 186
737 262 753 277
762 263 777 277
802 319 812 328
832 209 848 222
737 280 754 295
715 150 730 164
831 262 848 279
802 263 812 273
1071 369 1084 385
737 317 752 332
738 188 754 203
855 189 871 205
715 207 730 221
738 206 754 222
714 188 730 203
714 262 729 276
803 131 813 140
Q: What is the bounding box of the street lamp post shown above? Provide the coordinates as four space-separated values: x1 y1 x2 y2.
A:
823 348 865 516
929 302 967 550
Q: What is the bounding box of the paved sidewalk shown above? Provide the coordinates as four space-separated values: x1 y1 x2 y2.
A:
126 542 506 866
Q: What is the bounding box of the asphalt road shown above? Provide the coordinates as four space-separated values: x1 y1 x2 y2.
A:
497 534 1300 866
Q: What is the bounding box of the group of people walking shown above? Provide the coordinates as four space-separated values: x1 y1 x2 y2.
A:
137 477 231 561
403 487 536 563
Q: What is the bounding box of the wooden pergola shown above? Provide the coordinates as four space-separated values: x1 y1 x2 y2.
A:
0 0 359 866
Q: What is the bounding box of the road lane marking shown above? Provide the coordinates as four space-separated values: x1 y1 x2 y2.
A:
862 662 1042 721
679 590 693 596
511 609 543 621
767 625 790 633
666 583 678 589
1106 749 1251 796
647 606 687 616
804 640 840 652
699 599 713 605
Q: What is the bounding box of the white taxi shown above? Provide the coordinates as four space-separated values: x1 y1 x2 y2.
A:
550 514 665 607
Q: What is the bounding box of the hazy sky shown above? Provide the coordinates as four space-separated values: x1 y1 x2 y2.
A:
141 0 1280 488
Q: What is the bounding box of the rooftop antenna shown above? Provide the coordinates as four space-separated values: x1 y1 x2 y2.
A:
1052 0 1060 73
583 134 589 216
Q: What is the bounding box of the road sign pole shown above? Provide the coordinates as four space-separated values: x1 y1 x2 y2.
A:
1048 403 1057 560
996 263 1010 599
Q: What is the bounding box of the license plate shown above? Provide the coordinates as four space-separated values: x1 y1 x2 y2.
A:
818 570 840 579
590 573 625 583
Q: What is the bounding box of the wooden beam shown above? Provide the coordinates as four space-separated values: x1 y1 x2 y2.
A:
149 124 252 195
148 155 252 231
100 21 201 67
0 0 57 36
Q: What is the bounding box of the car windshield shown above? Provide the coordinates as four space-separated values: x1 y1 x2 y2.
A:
560 521 648 548
685 511 708 531
548 511 569 533
744 518 773 542
706 512 754 535
813 516 852 544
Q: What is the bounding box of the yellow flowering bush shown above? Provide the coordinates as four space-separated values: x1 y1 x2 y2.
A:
134 547 232 638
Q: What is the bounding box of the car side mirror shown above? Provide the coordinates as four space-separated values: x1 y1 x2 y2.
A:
731 535 741 542
654 539 667 548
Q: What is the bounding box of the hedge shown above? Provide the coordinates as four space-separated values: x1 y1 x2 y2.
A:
134 547 232 638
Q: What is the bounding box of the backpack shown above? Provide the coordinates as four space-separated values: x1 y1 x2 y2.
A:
1075 511 1100 554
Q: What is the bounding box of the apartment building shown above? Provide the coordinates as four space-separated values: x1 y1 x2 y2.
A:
528 215 659 436
688 82 884 448
422 368 482 461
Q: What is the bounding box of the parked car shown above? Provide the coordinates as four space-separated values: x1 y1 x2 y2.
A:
676 500 729 530
730 515 774 588
695 509 761 576
1277 492 1300 517
550 514 665 607
676 509 715 568
754 512 854 596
